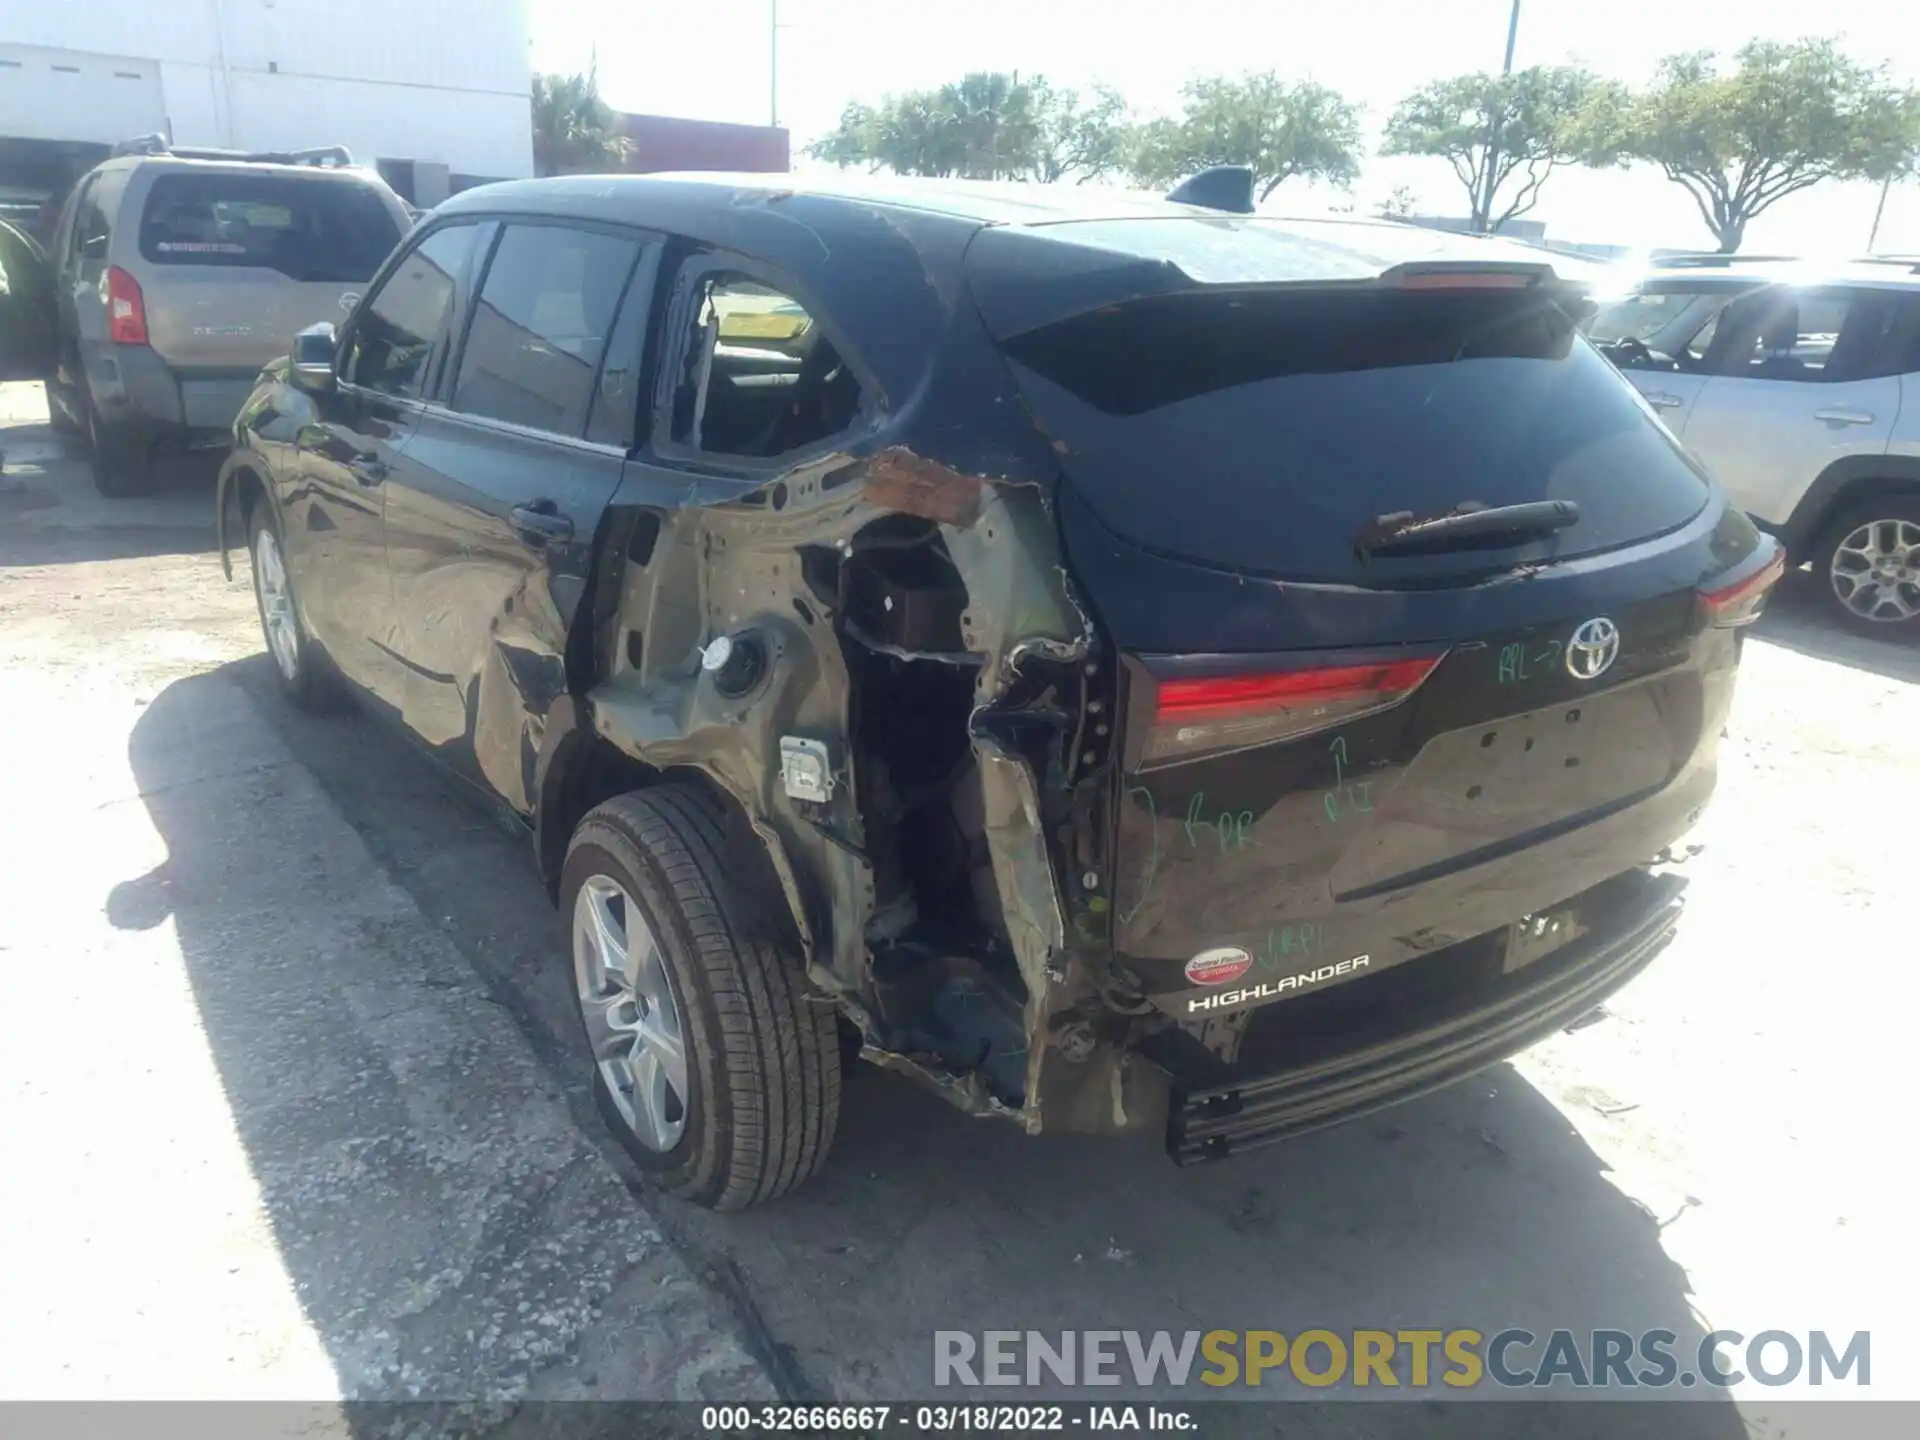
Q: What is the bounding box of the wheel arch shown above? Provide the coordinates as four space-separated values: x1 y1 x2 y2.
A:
215 452 275 581
532 711 806 958
1777 454 1920 562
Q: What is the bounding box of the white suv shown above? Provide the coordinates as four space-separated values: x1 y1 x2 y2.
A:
1589 259 1920 636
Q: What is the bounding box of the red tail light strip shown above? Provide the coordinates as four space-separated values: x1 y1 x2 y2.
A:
1698 542 1786 627
1155 657 1441 721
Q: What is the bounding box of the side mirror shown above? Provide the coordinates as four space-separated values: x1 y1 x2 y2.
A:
290 321 338 394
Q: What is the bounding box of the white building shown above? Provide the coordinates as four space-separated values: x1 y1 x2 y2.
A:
0 0 532 207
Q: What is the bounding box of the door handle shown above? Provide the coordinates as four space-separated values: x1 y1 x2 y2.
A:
1644 391 1685 410
511 500 574 546
1815 408 1875 426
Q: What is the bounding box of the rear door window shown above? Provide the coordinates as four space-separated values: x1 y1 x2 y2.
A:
138 172 400 282
1709 287 1910 383
450 223 642 438
1000 286 1713 585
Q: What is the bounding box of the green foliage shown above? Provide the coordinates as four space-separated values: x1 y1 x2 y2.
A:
1028 80 1132 184
807 72 1127 182
531 68 631 178
1613 38 1920 251
1126 74 1363 200
1383 66 1622 233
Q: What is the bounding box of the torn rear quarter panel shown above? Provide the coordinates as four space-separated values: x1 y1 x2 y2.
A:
582 445 1162 1134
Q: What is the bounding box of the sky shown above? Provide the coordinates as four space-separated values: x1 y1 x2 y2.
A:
531 0 1920 255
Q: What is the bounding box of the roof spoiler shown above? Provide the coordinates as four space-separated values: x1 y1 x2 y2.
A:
110 134 355 167
1166 166 1256 215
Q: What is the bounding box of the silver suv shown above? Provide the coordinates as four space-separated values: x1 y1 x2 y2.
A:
8 138 409 496
1589 258 1920 636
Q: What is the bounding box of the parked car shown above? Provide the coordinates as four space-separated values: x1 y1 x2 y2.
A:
209 170 1779 1208
0 218 56 386
1588 258 1920 636
0 137 409 496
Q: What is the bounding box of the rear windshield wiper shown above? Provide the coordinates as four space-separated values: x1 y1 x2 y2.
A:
1355 500 1580 560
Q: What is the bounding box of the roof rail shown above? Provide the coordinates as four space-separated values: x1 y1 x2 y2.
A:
1166 166 1256 215
1655 253 1801 268
1855 254 1920 272
109 134 355 167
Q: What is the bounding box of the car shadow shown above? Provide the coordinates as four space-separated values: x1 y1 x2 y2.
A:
0 420 219 566
120 656 1748 1435
1751 568 1920 685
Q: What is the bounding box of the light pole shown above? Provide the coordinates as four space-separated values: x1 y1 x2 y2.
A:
770 0 784 129
1480 0 1522 232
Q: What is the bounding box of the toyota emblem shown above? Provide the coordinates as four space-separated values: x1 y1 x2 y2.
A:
1565 617 1620 680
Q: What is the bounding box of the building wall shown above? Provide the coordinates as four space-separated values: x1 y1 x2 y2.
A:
617 114 789 176
1 0 531 180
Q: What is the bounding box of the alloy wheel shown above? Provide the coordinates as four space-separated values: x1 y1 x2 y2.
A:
1829 518 1920 624
253 527 301 680
572 874 689 1152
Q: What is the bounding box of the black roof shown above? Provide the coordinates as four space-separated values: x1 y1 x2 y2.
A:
430 173 1603 415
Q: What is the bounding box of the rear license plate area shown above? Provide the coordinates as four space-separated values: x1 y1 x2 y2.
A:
1334 685 1677 896
1502 900 1593 975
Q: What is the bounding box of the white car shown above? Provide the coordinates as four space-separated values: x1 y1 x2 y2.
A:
1588 258 1920 636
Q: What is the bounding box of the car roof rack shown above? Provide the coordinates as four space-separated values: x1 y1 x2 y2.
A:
109 134 354 167
1653 253 1802 268
1855 254 1920 273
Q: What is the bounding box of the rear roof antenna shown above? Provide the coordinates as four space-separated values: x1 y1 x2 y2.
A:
1167 165 1256 215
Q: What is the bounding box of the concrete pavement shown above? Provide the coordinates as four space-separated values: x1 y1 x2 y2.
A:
0 386 775 1417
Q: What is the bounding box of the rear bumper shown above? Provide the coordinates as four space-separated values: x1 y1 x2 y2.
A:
1166 872 1684 1163
82 342 254 446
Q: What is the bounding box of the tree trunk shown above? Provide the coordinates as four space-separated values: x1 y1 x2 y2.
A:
1715 218 1744 254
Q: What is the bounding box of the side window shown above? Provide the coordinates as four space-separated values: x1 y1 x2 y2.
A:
344 224 475 400
1711 288 1899 383
667 271 861 459
584 245 659 449
1586 287 1725 370
71 176 109 265
451 223 640 438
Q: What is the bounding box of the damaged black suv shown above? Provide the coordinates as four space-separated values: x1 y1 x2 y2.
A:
216 170 1782 1208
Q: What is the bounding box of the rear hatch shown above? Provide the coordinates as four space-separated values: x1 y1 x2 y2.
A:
135 167 402 378
968 218 1774 1021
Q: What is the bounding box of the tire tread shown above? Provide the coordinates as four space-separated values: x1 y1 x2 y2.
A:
570 784 840 1208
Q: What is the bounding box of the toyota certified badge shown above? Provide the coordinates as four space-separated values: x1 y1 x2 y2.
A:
1184 947 1254 986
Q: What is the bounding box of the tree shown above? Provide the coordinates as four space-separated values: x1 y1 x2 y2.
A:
1126 74 1363 200
1613 39 1920 253
807 73 1129 182
1027 80 1131 183
531 68 631 177
1383 66 1621 234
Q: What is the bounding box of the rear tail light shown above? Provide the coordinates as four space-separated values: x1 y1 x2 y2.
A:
1141 655 1443 767
106 266 148 345
1698 541 1786 628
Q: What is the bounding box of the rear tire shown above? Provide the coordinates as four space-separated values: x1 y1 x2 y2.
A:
561 785 841 1210
1814 496 1920 639
246 504 334 709
84 395 154 498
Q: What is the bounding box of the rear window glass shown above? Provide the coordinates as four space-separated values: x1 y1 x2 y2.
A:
138 172 400 282
1001 288 1712 584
